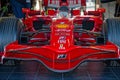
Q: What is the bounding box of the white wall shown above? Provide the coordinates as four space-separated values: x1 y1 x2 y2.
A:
102 1 116 19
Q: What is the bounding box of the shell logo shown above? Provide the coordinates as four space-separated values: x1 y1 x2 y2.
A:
56 24 69 29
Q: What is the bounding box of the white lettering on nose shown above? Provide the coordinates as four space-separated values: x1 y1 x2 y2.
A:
58 36 66 44
57 54 67 59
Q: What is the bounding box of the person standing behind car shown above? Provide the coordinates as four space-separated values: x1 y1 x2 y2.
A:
10 0 31 18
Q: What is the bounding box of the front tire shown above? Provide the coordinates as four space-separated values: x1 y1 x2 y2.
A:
0 17 23 52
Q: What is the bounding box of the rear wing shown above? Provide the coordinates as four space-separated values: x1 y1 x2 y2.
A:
44 0 86 8
48 0 60 8
68 0 81 8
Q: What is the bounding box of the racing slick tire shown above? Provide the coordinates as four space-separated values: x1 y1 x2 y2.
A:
106 18 120 46
0 17 23 65
103 18 120 66
0 17 23 52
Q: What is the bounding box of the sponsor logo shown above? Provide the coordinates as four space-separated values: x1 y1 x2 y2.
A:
56 24 68 29
57 54 67 59
59 44 65 50
58 36 66 44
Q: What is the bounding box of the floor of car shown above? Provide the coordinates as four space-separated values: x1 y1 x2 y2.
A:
0 61 120 80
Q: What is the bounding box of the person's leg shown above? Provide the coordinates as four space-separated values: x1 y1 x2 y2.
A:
118 4 120 16
10 0 25 18
25 0 31 8
114 3 119 17
114 3 120 17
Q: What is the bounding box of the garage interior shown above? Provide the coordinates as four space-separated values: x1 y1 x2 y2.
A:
0 0 120 80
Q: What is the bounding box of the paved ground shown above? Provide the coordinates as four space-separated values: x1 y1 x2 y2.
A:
0 61 120 80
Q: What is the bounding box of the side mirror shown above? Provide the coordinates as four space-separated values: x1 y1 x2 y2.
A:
47 9 56 16
22 8 30 14
97 8 106 13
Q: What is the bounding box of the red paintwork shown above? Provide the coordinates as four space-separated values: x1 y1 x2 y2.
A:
72 9 81 16
3 42 119 72
48 9 57 16
1 0 120 72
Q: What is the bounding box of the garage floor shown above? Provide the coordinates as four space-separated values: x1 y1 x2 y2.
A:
0 61 120 80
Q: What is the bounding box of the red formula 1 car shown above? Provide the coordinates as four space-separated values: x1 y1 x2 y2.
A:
0 0 120 72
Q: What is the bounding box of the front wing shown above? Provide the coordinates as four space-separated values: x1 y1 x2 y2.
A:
1 42 120 72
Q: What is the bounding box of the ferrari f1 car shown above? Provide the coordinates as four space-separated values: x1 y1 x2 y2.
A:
0 0 120 72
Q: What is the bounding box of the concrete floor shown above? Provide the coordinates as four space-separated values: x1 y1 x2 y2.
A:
0 61 120 80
